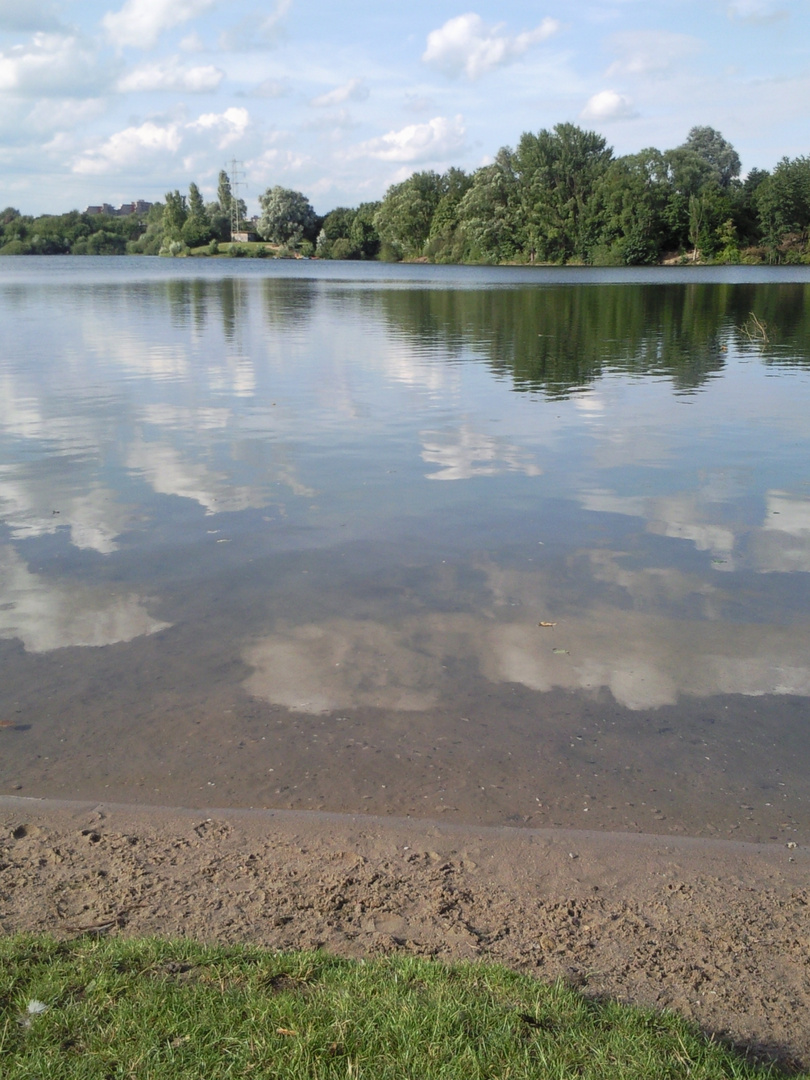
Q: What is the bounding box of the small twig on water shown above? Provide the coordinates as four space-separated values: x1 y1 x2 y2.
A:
739 311 769 345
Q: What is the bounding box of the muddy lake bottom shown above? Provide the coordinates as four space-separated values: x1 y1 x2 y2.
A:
1 626 807 845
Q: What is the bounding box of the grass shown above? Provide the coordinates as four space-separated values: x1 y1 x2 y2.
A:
0 935 799 1079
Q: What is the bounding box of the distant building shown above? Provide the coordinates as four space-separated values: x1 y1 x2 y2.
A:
85 200 153 217
232 231 259 242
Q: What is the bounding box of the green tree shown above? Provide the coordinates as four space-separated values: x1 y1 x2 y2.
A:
728 168 769 249
349 202 381 259
426 168 473 261
85 229 127 255
455 152 524 263
713 217 741 263
258 186 318 247
217 171 232 216
755 156 810 260
586 149 672 264
127 202 165 254
204 201 230 242
679 126 741 188
512 123 614 263
373 171 445 259
317 206 358 257
658 147 718 252
188 181 206 219
163 190 188 240
321 206 356 243
182 181 212 247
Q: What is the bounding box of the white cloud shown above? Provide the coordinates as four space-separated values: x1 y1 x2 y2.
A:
421 425 541 481
26 97 106 135
0 461 132 555
187 105 249 148
580 89 637 122
253 145 310 175
103 0 215 49
606 30 704 78
748 491 810 573
73 119 181 174
125 438 261 515
349 115 466 164
0 545 170 653
423 13 560 80
72 104 250 174
762 491 810 538
726 0 787 21
310 77 368 108
245 618 441 713
0 34 105 98
117 58 224 92
580 488 737 561
243 591 810 716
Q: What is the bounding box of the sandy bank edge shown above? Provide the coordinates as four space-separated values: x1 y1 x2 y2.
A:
2 796 809 1069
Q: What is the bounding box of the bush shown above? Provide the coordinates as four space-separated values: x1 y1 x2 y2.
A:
0 239 28 255
159 238 188 257
330 237 358 260
589 243 625 267
128 233 163 255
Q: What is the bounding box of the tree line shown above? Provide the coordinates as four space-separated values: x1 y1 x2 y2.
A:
2 126 809 264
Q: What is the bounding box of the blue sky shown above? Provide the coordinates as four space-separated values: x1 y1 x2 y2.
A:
1 0 808 216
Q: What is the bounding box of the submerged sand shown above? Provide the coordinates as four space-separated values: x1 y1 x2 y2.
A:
2 796 809 1070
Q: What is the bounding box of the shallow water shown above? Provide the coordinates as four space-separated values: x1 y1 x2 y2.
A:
1 257 809 842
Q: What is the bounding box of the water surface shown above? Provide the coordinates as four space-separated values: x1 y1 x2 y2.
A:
1 257 809 842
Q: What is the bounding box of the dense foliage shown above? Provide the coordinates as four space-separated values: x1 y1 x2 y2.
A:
0 206 143 255
3 126 810 263
365 124 809 265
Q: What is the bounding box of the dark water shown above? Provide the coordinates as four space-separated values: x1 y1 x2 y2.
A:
1 257 809 842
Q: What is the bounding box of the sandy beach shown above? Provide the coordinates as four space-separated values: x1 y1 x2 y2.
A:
2 795 809 1070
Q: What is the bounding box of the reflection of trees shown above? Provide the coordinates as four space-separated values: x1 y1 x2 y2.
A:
261 278 317 330
729 283 810 370
163 279 249 340
158 277 321 337
373 283 810 397
219 278 247 341
165 280 197 328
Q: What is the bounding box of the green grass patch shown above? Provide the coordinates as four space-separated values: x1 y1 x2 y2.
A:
0 935 797 1078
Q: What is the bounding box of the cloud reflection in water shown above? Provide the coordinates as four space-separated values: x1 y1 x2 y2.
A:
244 558 810 713
0 545 170 653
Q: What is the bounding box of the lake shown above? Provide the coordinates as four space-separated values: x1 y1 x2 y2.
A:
1 256 809 843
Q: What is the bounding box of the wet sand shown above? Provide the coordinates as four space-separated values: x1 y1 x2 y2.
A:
2 795 809 1070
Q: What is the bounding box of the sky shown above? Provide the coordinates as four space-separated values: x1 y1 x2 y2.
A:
1 0 808 217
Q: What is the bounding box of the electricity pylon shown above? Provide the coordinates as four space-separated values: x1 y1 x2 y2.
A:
228 159 246 240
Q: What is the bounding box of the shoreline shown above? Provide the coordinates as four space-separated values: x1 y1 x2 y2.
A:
1 793 802 855
2 795 809 1069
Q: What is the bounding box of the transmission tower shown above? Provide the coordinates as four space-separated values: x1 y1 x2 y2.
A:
228 158 246 241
